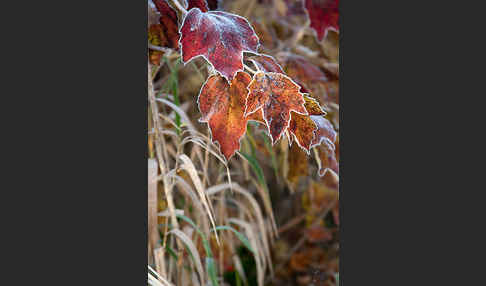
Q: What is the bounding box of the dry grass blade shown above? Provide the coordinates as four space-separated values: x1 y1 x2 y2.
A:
148 265 173 286
148 62 179 242
148 159 160 261
158 209 185 217
156 98 197 132
168 229 205 285
207 183 273 278
154 247 167 283
171 174 210 234
179 154 220 245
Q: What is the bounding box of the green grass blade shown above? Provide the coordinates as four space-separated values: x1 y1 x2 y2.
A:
206 257 219 286
212 226 255 255
239 152 267 191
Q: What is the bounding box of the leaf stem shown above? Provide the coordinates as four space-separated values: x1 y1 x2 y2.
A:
243 64 257 74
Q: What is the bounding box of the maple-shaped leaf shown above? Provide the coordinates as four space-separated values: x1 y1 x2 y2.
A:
304 0 339 41
198 71 255 160
246 72 307 144
288 96 330 152
248 54 284 74
152 0 180 49
246 108 266 124
180 8 260 80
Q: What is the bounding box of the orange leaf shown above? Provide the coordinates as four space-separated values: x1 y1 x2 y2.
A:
246 72 307 144
288 96 328 152
198 71 254 160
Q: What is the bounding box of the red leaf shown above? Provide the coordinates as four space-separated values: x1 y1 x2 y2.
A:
246 72 307 144
304 0 339 41
180 8 260 80
198 71 254 160
186 0 209 12
152 0 180 49
248 54 284 74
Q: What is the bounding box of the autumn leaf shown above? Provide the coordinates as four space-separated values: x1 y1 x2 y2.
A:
304 0 339 41
280 53 327 89
246 108 266 124
180 8 260 80
248 54 284 74
198 71 257 160
310 115 336 148
317 140 338 176
288 96 327 152
152 0 180 49
279 53 337 105
246 72 307 144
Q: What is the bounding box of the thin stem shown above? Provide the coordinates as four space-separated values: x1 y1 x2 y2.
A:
243 64 257 74
149 44 172 53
